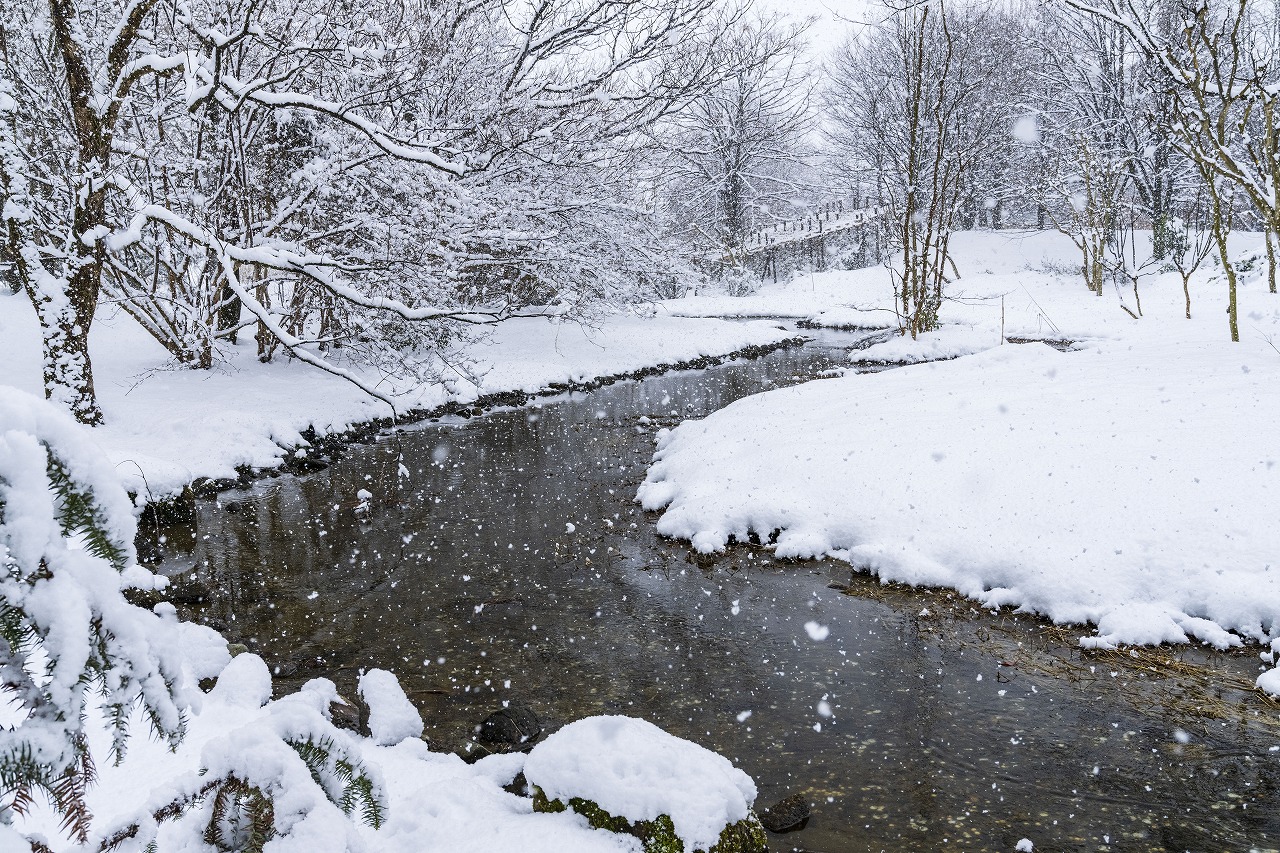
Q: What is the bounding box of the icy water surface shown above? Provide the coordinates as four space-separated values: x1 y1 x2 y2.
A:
153 330 1280 852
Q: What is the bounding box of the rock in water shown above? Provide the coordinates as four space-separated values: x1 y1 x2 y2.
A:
525 715 767 853
503 771 531 798
759 794 811 833
477 704 543 752
329 694 368 736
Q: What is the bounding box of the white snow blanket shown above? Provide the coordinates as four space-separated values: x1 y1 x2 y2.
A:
640 338 1280 678
647 230 1280 692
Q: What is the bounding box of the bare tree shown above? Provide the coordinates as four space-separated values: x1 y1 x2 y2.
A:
827 1 1021 337
658 12 814 273
1166 185 1219 319
1063 0 1280 340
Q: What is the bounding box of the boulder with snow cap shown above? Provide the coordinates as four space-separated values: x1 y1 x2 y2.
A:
524 715 766 853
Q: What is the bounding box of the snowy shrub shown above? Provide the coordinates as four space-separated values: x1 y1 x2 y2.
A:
0 389 387 851
95 660 389 853
0 387 226 840
717 266 759 299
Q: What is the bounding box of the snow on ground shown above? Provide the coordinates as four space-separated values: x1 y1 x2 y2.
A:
9 657 642 853
0 293 790 499
663 230 1265 351
644 229 1280 693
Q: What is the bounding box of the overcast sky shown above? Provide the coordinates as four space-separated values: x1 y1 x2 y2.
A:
759 0 876 59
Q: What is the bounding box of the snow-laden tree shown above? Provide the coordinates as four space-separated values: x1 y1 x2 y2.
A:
656 11 814 271
826 1 1023 336
1063 0 1280 340
1 0 737 424
0 385 219 839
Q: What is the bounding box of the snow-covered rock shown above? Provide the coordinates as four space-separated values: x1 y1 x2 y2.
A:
523 716 765 853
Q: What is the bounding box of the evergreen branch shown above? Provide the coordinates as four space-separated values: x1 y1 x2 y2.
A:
287 736 385 829
44 451 128 572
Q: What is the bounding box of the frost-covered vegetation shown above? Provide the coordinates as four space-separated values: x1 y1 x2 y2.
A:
6 0 1280 424
1 0 809 424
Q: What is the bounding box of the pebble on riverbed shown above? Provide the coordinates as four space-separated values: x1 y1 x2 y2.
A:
460 704 544 762
758 793 811 833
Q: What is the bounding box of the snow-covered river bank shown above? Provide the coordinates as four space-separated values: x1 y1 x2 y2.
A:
149 330 1279 852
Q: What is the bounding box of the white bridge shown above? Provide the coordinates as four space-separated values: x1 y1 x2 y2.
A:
733 202 890 281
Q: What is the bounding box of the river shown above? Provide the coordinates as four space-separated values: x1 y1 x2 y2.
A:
148 329 1280 852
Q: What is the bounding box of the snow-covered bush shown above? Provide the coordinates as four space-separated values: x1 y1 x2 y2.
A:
0 389 385 851
0 386 226 840
94 657 389 853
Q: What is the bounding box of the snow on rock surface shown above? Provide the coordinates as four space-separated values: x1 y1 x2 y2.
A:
360 668 425 745
523 715 757 852
639 339 1280 673
208 652 273 708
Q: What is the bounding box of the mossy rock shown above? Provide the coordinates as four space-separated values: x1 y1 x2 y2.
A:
532 787 767 853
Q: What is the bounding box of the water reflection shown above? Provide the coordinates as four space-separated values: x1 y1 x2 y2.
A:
158 332 1280 852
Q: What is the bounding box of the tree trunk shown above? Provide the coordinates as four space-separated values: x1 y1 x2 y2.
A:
1201 167 1238 341
1149 140 1172 260
28 276 104 425
1267 229 1277 295
41 0 111 423
1211 224 1239 342
217 281 242 345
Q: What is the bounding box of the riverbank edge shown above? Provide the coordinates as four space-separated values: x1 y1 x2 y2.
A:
137 336 807 530
664 535 1280 713
635 336 1280 702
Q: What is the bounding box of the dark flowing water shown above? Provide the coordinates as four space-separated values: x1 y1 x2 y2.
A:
152 330 1280 852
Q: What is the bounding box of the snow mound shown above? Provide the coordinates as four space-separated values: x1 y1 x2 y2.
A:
523 716 757 851
208 653 273 708
638 339 1280 662
1257 666 1280 696
359 668 424 745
